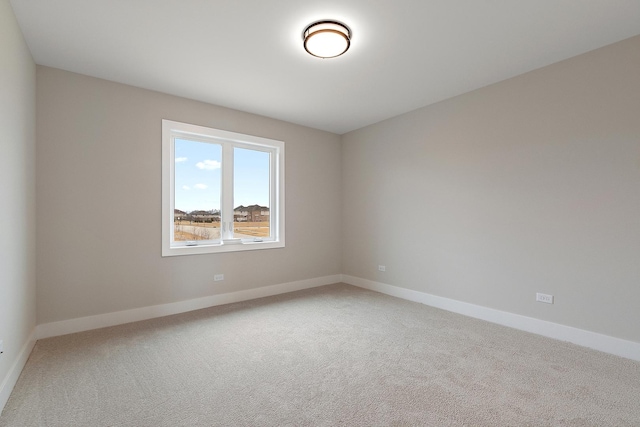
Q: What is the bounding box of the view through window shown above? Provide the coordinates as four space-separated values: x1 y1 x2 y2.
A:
173 138 222 242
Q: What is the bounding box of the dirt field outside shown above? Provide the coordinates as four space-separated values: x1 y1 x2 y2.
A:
174 220 269 241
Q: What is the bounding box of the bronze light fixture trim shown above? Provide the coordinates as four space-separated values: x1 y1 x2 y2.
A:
303 20 351 58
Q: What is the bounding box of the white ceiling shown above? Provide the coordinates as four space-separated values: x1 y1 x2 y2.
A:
10 0 640 134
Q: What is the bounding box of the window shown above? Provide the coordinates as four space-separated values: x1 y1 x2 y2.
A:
162 120 284 256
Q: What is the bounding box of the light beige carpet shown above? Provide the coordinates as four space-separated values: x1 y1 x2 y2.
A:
1 283 639 426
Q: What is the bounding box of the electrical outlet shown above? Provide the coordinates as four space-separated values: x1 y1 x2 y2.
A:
536 293 554 304
214 274 224 281
0 340 3 354
378 265 386 272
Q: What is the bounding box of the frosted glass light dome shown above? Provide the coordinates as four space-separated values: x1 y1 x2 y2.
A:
303 21 351 58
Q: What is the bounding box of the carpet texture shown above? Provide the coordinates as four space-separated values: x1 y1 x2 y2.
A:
1 283 639 426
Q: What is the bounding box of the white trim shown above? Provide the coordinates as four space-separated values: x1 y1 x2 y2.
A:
36 275 341 340
0 329 36 414
221 142 234 240
342 275 640 362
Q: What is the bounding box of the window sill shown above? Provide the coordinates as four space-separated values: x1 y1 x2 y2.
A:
162 240 285 257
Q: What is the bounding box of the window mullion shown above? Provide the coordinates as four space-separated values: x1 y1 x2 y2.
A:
221 144 235 241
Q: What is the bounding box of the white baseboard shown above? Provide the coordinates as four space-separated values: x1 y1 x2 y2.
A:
0 329 36 414
342 275 640 362
37 275 342 340
30 273 640 361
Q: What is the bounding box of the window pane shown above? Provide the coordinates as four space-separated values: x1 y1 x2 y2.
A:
173 138 222 242
233 147 270 240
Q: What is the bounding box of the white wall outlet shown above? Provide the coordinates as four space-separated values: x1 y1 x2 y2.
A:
378 265 386 272
0 339 3 354
214 274 224 281
536 293 554 304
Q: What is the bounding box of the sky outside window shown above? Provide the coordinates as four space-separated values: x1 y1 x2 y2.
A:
174 138 221 212
174 139 270 212
234 147 270 209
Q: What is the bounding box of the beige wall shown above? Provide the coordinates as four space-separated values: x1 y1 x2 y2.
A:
342 35 640 343
36 67 342 324
0 0 36 389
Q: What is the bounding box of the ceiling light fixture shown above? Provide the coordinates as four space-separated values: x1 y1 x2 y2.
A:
303 20 351 59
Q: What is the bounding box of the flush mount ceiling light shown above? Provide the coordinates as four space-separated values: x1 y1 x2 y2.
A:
303 20 351 58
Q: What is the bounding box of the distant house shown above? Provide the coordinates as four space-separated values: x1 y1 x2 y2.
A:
174 209 187 221
234 205 269 222
189 210 220 223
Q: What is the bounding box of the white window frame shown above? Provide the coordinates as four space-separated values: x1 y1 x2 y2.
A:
162 119 285 256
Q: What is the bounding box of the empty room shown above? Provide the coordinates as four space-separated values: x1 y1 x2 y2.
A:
1 0 639 425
